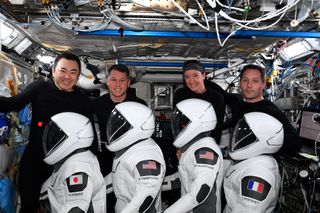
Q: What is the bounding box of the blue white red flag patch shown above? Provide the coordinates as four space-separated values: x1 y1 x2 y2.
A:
247 180 264 193
241 176 271 202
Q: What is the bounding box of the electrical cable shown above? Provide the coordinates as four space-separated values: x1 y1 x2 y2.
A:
233 10 286 30
214 12 244 46
277 165 286 210
307 178 316 213
100 8 144 31
217 0 301 24
168 0 210 31
45 3 110 32
300 183 310 210
213 0 296 46
207 0 244 12
314 132 320 157
130 0 186 17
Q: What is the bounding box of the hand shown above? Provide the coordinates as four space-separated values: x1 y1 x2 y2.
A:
176 148 182 160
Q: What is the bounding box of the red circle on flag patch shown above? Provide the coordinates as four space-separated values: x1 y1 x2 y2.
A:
73 177 78 183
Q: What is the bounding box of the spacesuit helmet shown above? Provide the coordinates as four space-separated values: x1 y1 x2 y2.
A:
42 112 94 165
229 112 284 160
106 102 155 152
171 99 217 148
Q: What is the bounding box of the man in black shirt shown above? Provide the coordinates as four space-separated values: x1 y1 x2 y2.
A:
227 64 301 154
0 52 92 213
91 64 146 213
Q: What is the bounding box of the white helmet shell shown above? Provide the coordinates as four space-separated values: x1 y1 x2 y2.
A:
229 112 284 160
43 112 93 165
106 102 154 152
172 99 217 148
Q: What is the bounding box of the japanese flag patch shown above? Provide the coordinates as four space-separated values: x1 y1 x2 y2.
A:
66 172 88 193
70 174 83 185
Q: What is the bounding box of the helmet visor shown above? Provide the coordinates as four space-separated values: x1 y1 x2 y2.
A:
231 117 258 151
106 108 132 145
42 121 68 156
171 107 190 140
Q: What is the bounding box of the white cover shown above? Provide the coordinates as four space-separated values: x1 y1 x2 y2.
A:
173 99 217 148
45 150 106 213
112 138 165 213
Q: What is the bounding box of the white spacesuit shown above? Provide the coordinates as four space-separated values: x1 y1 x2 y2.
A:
105 101 166 213
42 112 106 213
224 112 284 213
164 98 223 213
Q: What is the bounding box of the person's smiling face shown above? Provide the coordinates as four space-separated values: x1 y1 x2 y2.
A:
183 69 206 94
52 58 80 92
106 69 131 102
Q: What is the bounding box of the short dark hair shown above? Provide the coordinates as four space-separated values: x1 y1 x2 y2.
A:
53 52 81 71
183 60 205 73
240 64 265 82
107 64 130 77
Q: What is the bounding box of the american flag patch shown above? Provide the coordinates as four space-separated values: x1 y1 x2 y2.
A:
142 160 157 170
248 180 264 193
199 150 214 160
69 174 83 185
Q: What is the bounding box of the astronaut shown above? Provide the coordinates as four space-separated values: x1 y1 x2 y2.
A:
223 112 284 213
41 112 106 213
105 101 166 213
164 98 223 213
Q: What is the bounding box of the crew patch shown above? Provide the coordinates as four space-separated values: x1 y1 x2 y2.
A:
136 160 161 176
195 147 218 165
241 176 271 202
66 172 88 193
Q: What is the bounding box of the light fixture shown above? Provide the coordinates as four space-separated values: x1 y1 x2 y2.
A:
278 38 320 62
280 40 312 60
0 22 17 46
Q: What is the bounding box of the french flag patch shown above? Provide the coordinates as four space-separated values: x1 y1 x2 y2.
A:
247 180 264 193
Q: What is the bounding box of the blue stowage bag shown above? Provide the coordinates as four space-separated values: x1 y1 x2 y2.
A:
14 105 31 144
0 114 10 145
0 176 16 213
18 105 31 125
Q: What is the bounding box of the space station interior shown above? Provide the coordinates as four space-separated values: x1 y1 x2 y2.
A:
0 0 320 212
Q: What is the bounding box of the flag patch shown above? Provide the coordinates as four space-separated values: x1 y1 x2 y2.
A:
195 148 217 165
241 176 270 201
142 160 157 170
199 151 214 160
247 180 264 193
70 174 83 185
137 160 161 176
